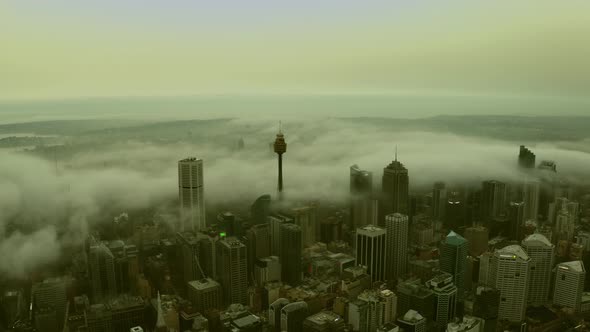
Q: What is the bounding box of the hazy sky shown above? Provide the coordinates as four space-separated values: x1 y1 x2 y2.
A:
1 1 589 100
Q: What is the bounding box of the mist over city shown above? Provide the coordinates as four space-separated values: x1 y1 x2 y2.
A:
2 1 590 332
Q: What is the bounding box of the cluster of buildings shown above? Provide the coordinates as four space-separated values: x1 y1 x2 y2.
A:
2 131 590 332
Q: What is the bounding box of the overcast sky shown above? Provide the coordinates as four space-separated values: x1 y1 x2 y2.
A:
1 1 589 101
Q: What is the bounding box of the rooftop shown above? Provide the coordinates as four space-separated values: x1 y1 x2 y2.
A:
523 233 553 247
401 310 424 323
558 260 585 273
188 278 220 290
446 231 467 246
496 245 529 261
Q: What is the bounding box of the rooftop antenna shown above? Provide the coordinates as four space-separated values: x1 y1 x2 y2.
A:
395 145 398 162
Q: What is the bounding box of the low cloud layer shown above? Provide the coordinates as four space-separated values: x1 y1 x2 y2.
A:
1 118 590 279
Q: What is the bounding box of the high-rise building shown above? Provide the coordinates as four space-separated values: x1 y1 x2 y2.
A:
522 180 540 221
385 213 408 286
246 223 271 279
507 202 525 241
554 200 578 242
291 204 318 248
480 180 507 225
269 298 290 331
281 301 308 332
217 237 248 305
254 256 281 285
381 156 410 217
250 194 271 225
473 286 500 332
351 165 376 229
177 231 203 286
521 234 554 305
446 192 466 232
269 214 293 256
397 310 427 332
440 231 468 299
280 223 302 286
432 182 447 221
426 273 457 329
490 245 530 323
273 124 287 198
88 243 117 303
178 158 205 232
356 289 397 332
32 278 68 332
518 146 536 169
356 225 387 283
187 278 222 313
464 226 489 257
554 261 586 312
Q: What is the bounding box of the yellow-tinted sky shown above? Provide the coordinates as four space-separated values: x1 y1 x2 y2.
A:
1 0 589 100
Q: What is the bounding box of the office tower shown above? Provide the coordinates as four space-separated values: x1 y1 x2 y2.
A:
356 225 387 283
273 124 287 198
177 231 202 286
507 201 525 240
108 241 139 295
432 182 447 220
518 145 536 169
396 279 435 322
303 311 346 332
280 223 302 286
320 215 344 243
32 278 67 332
522 180 540 221
480 180 507 226
281 301 308 332
269 214 292 256
254 256 281 285
521 234 554 305
397 310 427 332
269 298 290 331
187 278 222 314
385 213 408 285
217 237 248 305
178 158 205 232
464 226 489 257
351 165 376 228
538 160 557 173
554 261 586 311
246 223 271 278
198 234 218 280
440 231 468 298
377 323 400 332
356 289 397 332
88 243 117 302
473 286 500 332
490 245 530 323
1 289 26 327
291 204 318 247
381 155 410 217
446 192 466 232
554 200 578 242
426 273 457 329
251 194 271 225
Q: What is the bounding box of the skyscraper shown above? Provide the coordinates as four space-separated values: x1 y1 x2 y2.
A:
357 289 398 331
507 201 525 241
432 182 447 221
464 226 489 257
518 145 536 169
291 204 318 248
88 243 116 302
397 310 427 332
356 225 387 283
246 223 271 279
280 223 302 286
250 194 271 225
480 180 507 225
31 278 68 332
385 213 409 286
269 298 290 331
273 124 287 198
281 302 308 332
445 192 466 231
426 273 457 330
187 278 222 314
522 180 540 221
440 231 468 299
179 158 205 232
381 155 409 217
490 245 530 323
521 234 554 305
217 237 248 305
554 261 586 312
350 165 376 228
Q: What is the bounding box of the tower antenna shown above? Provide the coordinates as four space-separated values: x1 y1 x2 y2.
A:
395 145 398 162
279 120 282 134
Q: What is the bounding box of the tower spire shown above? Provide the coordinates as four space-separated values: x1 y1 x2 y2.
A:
395 145 398 162
279 120 282 134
